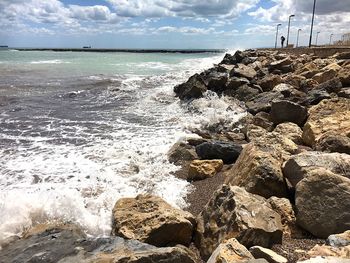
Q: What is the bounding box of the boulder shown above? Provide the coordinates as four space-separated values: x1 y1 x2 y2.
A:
249 246 287 263
251 111 274 131
235 84 261 102
224 143 289 198
188 159 223 181
315 133 350 154
246 92 284 114
338 66 350 86
312 69 337 84
298 256 350 263
307 244 350 259
274 122 303 144
327 231 350 247
295 169 350 238
195 141 243 164
338 87 350 99
269 57 293 72
317 78 343 94
202 70 228 93
258 75 283 92
0 224 197 263
335 52 350 60
302 88 331 106
167 142 197 165
270 100 308 126
111 195 196 246
207 238 254 263
268 197 303 238
174 73 207 100
283 151 350 188
226 77 250 91
230 64 257 80
302 98 350 147
195 185 283 259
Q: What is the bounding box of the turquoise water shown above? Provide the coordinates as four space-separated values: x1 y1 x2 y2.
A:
0 50 245 244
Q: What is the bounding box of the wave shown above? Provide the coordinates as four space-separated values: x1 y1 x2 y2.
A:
30 59 71 64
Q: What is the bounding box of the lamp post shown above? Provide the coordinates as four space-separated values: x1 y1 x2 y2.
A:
286 14 295 47
329 34 334 45
309 0 317 47
275 23 282 49
296 29 302 47
316 31 320 45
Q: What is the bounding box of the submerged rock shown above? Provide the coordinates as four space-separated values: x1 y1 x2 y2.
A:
111 194 196 246
195 185 283 259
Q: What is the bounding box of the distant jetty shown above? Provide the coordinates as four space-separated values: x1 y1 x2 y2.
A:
14 48 224 54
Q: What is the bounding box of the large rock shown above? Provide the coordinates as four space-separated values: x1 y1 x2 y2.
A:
225 143 289 198
195 141 243 164
313 69 337 84
274 122 303 144
302 98 350 147
230 64 257 80
258 75 283 92
307 244 350 259
188 159 223 181
298 257 350 263
174 73 207 100
226 77 250 91
315 133 350 154
0 224 196 263
195 185 283 259
168 142 197 164
202 69 228 93
338 66 350 86
283 151 350 188
270 100 308 126
246 92 284 114
249 246 287 263
207 238 254 263
269 57 293 72
111 195 196 246
295 168 350 238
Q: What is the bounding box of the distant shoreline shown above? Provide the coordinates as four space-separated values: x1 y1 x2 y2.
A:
8 48 225 54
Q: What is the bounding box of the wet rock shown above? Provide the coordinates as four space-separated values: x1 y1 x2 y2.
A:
270 100 308 126
230 64 257 80
195 185 283 259
295 169 350 238
174 73 207 100
315 133 350 154
224 143 289 198
195 141 243 164
274 122 303 144
207 238 254 263
226 77 250 91
168 142 197 165
249 246 287 263
302 98 350 147
202 70 228 93
327 231 350 247
283 151 350 188
111 195 196 246
188 159 223 181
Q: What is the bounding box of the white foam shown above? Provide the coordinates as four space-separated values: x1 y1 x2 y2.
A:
30 59 70 64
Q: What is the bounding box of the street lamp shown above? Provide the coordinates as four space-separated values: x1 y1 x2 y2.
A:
296 29 302 48
309 0 317 47
275 23 282 49
316 31 320 45
287 14 295 47
329 34 334 45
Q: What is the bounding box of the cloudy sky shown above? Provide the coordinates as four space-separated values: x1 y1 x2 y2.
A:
0 0 349 49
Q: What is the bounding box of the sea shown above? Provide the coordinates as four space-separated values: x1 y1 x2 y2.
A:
0 50 246 245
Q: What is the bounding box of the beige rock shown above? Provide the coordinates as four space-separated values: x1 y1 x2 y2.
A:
283 151 350 188
268 197 303 238
231 64 257 80
338 65 350 86
323 63 342 72
327 231 350 247
302 98 350 147
298 256 350 263
312 69 337 84
207 238 254 263
249 246 287 263
307 244 350 258
188 159 223 181
111 195 196 246
274 122 303 144
195 185 283 259
295 169 350 238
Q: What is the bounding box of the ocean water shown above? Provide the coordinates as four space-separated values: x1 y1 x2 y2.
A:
0 50 246 244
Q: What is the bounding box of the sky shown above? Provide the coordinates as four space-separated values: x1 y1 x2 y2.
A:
0 0 349 49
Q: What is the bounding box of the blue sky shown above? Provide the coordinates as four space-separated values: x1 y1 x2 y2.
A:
0 0 349 49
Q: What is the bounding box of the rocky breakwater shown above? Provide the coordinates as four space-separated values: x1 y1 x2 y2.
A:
1 49 349 263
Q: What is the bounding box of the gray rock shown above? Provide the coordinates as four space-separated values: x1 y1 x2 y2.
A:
167 142 197 164
230 64 257 80
338 87 350 98
195 185 283 259
174 73 207 100
226 77 250 91
270 100 308 126
195 141 243 164
327 231 350 247
246 92 284 115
